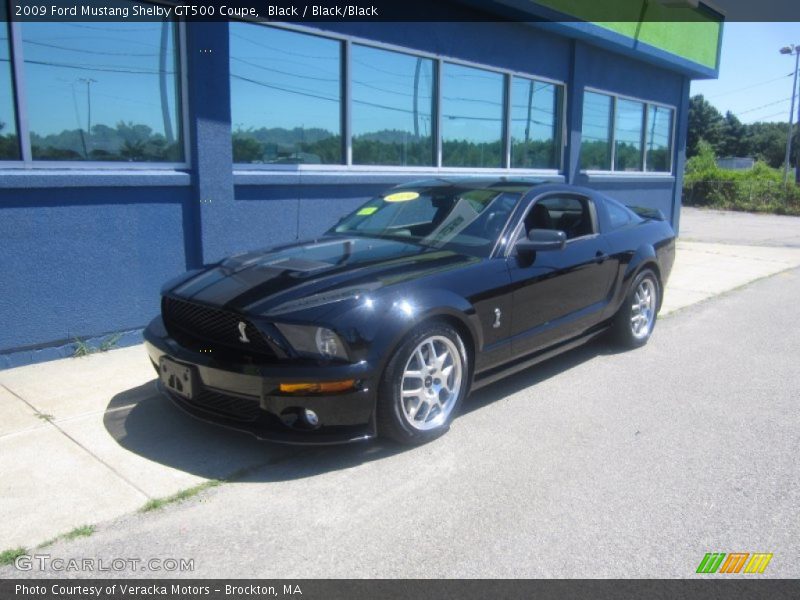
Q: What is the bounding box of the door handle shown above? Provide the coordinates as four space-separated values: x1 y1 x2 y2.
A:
595 251 608 263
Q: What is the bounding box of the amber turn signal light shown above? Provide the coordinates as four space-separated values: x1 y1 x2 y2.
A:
279 379 356 394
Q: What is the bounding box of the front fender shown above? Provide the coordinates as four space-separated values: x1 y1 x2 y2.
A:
336 288 482 377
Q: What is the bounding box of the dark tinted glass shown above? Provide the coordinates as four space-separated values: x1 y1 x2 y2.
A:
0 14 19 160
614 98 644 171
22 16 183 162
441 63 504 168
351 45 434 166
606 201 633 229
580 91 612 170
230 24 341 164
510 77 561 169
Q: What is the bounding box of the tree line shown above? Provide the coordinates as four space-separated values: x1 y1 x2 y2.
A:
688 94 799 167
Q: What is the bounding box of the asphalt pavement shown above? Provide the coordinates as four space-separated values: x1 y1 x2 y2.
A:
3 250 799 578
680 206 800 247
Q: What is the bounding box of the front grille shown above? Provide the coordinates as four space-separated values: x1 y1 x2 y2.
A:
162 296 276 357
183 389 262 422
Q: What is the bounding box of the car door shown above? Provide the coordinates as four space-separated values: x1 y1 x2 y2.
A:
507 193 617 358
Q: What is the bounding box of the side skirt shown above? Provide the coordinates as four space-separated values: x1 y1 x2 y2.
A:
470 325 610 392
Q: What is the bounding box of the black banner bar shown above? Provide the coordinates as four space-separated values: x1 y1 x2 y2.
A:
2 580 800 600
4 0 800 23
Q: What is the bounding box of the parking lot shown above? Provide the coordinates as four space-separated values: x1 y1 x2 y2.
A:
2 207 799 578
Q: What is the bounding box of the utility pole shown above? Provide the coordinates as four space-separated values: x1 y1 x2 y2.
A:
779 45 799 184
159 20 174 145
413 57 422 138
79 78 97 158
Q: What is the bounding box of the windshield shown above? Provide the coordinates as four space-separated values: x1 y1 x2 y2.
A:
329 187 522 257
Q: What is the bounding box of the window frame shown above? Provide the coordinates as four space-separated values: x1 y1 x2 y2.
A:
581 86 676 176
508 74 565 171
505 192 599 257
231 21 567 175
0 15 190 170
349 41 437 168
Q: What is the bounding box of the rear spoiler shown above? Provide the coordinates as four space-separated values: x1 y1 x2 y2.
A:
627 205 666 221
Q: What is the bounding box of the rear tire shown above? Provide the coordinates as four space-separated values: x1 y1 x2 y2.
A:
376 322 468 445
613 269 660 348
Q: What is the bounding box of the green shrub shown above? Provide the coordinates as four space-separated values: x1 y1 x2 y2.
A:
683 141 800 215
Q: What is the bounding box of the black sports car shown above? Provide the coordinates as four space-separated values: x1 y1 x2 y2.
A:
144 179 675 445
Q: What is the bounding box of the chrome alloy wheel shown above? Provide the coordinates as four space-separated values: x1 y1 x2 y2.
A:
630 278 657 340
399 335 463 431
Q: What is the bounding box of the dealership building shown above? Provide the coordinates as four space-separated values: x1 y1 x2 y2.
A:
0 1 723 367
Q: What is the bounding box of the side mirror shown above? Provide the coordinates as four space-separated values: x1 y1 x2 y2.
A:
516 229 567 254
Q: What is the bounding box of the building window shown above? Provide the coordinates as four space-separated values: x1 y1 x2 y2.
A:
614 98 644 171
441 62 504 168
646 104 673 172
20 16 183 162
230 23 342 165
0 14 19 160
510 77 562 169
580 91 613 170
580 89 674 173
351 45 434 166
228 26 565 171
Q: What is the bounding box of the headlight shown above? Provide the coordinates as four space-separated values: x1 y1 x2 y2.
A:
315 327 342 359
275 323 349 361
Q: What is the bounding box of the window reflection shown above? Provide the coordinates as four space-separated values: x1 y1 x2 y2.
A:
441 63 504 168
230 24 341 165
646 105 673 172
351 45 434 166
21 15 183 162
580 91 612 170
510 77 561 169
0 14 19 160
614 98 644 171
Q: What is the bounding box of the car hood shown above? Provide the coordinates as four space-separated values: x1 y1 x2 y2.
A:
167 236 479 318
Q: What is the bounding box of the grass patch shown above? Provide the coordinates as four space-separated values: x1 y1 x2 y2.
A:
99 332 123 352
72 333 124 357
0 547 26 567
140 480 222 513
63 524 95 541
37 524 95 549
72 338 94 358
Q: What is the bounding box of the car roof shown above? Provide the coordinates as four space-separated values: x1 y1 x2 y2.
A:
391 177 603 198
394 176 549 194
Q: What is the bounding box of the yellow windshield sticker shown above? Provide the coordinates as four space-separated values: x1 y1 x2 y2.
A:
384 191 420 202
357 206 378 216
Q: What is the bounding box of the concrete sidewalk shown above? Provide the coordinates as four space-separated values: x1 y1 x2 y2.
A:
3 237 800 551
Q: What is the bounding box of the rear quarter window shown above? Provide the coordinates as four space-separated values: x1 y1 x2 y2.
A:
605 199 642 231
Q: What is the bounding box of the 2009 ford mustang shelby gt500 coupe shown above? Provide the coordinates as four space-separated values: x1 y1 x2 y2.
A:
145 179 675 445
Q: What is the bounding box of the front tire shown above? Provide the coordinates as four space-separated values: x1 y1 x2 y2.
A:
613 269 660 348
376 322 468 445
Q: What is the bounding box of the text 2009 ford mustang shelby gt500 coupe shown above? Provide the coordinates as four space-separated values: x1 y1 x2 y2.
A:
144 178 675 445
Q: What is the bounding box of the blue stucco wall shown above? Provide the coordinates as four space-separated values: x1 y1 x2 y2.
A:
0 16 689 369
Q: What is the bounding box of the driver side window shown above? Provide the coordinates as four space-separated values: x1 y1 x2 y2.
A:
525 196 594 240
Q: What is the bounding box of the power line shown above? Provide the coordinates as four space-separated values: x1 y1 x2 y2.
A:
738 96 792 115
23 39 160 57
707 72 794 99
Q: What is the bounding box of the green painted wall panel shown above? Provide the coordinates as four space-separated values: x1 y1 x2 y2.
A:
535 0 722 70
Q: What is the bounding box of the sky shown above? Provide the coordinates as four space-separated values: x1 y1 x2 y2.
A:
690 22 800 124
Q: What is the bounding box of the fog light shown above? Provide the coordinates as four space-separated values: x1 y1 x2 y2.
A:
303 409 319 427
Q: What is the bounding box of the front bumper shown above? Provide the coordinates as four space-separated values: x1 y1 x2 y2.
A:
144 317 378 444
